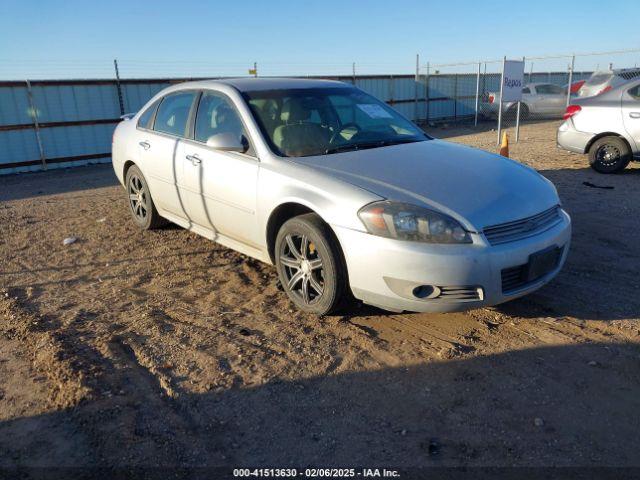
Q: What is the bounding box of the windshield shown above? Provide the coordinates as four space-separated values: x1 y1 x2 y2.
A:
242 87 428 157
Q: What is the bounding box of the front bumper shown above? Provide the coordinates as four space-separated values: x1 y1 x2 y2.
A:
557 119 594 154
333 210 571 313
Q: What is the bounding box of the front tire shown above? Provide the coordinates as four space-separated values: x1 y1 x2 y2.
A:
275 213 348 315
125 165 166 230
588 136 631 174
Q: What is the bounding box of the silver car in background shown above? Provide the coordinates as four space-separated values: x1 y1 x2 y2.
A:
112 78 571 315
484 83 567 118
558 79 640 173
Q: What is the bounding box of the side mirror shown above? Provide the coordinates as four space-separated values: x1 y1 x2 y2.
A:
206 132 247 153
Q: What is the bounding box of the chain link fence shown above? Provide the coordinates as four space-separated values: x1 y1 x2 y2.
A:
417 49 640 143
2 49 640 174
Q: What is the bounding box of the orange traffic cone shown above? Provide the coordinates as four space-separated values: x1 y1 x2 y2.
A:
499 131 509 157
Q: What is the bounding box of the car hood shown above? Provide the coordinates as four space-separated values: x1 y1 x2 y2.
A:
291 139 559 230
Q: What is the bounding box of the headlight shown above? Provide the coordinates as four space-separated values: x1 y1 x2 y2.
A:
358 201 472 244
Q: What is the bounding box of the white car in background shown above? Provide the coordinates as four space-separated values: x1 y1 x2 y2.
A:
558 78 640 173
484 83 568 118
577 68 640 98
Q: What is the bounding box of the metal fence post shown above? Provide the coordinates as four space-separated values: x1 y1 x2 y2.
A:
515 56 524 143
113 59 125 116
453 73 458 122
352 62 356 85
414 54 419 122
425 62 430 123
25 80 47 171
566 54 575 107
474 61 481 127
497 56 506 146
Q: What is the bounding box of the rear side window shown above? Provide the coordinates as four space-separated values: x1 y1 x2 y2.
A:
153 92 197 137
522 87 531 94
137 100 160 129
536 84 565 95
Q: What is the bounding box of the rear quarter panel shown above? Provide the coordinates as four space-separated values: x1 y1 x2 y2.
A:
111 119 137 186
572 96 625 138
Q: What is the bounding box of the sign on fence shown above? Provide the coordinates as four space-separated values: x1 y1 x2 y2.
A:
501 60 525 102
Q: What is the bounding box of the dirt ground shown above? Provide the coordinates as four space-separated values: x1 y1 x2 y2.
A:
1 121 639 470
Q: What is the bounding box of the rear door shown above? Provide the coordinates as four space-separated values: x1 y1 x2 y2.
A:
622 82 640 153
138 91 198 220
176 90 260 246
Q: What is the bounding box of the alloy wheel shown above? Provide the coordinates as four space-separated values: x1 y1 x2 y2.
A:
128 174 148 222
279 233 325 305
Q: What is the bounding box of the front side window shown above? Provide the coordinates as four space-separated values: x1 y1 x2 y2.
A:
194 91 248 146
153 92 196 137
243 87 427 157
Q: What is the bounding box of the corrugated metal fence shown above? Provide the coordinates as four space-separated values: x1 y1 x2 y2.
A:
0 72 587 175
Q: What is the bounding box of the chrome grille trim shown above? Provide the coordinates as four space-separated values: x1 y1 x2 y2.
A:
483 206 561 245
437 286 483 301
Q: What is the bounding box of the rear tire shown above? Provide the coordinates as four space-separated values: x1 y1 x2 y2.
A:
275 213 349 315
588 136 631 174
506 103 529 120
125 165 166 230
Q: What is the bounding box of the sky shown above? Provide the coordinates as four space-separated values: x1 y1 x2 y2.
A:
1 0 638 79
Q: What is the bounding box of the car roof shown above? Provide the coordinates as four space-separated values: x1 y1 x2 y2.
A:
172 77 351 93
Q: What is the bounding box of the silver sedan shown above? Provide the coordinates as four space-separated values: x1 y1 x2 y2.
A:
112 78 571 315
484 83 567 118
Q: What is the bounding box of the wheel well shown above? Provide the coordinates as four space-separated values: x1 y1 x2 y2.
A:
123 160 135 181
266 203 315 263
585 132 631 154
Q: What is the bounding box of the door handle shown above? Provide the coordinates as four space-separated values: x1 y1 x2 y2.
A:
186 154 202 165
139 141 151 150
629 112 640 119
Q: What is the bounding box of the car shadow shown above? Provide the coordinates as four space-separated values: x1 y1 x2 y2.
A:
1 341 638 470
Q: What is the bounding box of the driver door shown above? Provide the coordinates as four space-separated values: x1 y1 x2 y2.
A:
177 90 260 246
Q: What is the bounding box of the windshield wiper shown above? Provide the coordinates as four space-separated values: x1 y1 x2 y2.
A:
324 137 421 155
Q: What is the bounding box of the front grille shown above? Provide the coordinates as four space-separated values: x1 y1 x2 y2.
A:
483 206 561 246
501 246 564 293
437 286 483 301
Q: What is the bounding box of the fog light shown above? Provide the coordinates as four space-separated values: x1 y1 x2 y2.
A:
412 285 440 299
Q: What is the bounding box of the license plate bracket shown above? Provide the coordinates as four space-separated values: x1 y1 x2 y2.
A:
526 246 561 282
